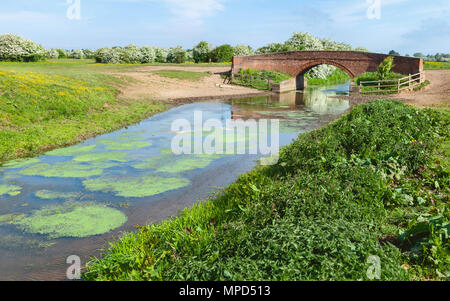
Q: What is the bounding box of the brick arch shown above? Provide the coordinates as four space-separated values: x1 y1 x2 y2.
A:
231 51 423 91
294 60 356 78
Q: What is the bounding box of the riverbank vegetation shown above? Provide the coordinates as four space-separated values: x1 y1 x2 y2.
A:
231 68 292 90
306 68 350 86
83 100 449 281
0 62 165 165
424 61 450 70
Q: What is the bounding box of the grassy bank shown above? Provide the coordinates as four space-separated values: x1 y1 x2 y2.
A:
232 68 293 90
84 100 449 281
306 68 351 86
0 61 166 164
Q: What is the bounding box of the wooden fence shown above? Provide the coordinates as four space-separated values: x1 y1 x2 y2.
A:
359 72 425 94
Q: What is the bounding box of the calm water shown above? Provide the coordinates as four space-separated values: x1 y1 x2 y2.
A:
0 84 350 280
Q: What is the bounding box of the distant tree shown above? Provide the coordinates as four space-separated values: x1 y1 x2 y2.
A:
404 54 410 57
233 44 253 57
354 46 370 52
167 46 186 64
209 44 234 62
388 50 400 56
56 49 68 58
413 52 424 58
256 43 294 54
193 41 211 63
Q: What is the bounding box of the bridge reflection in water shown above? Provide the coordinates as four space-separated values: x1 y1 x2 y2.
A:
230 82 350 121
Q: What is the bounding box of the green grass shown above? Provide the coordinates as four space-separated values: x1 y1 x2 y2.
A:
232 68 293 91
306 68 351 86
413 80 431 91
151 70 212 81
0 60 166 164
424 61 450 70
83 100 449 281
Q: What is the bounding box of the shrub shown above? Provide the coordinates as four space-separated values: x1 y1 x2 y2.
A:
94 47 122 64
256 43 295 54
155 47 169 63
0 34 46 62
167 46 186 64
377 56 395 80
210 44 234 63
56 49 68 58
120 44 143 64
193 41 211 63
69 49 85 59
233 44 253 57
140 46 157 63
46 49 59 59
82 49 95 59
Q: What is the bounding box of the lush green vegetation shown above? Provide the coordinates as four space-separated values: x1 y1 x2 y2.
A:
231 68 293 90
413 80 431 91
0 60 165 164
151 70 212 81
84 100 449 281
424 61 450 70
306 68 350 85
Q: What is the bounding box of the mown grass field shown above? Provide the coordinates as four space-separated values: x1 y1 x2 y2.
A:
84 100 449 281
0 59 169 164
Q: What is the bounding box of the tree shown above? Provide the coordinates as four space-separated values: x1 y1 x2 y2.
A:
388 50 400 56
413 52 424 58
233 44 253 57
377 56 395 80
256 43 294 54
167 46 186 64
354 46 370 52
193 41 211 63
209 44 234 63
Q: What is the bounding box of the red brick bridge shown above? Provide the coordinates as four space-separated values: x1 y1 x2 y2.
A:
231 51 423 90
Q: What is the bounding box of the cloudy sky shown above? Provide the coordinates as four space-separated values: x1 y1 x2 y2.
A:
1 0 449 54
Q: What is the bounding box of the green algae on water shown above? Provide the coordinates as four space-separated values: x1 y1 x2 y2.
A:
0 235 56 251
0 184 22 196
99 138 151 151
2 158 40 169
73 152 128 163
83 176 190 198
19 162 104 178
46 144 97 156
9 203 127 238
156 156 215 173
35 190 80 200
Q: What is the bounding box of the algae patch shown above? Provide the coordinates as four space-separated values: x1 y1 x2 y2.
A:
0 235 55 251
46 144 97 156
2 158 40 169
83 176 190 197
19 162 104 178
0 184 22 196
156 156 214 173
73 152 128 163
35 190 80 200
9 203 127 238
99 138 151 151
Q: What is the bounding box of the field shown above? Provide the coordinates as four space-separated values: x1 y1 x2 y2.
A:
84 100 449 281
424 61 450 70
0 59 170 164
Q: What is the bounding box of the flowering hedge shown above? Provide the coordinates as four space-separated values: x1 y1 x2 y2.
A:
0 34 46 62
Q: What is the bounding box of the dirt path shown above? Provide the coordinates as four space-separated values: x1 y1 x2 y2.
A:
109 66 267 103
391 70 450 107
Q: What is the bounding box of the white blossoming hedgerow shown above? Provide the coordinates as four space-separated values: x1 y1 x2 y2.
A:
0 34 46 62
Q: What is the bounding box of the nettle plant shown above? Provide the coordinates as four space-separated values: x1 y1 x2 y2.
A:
0 34 46 62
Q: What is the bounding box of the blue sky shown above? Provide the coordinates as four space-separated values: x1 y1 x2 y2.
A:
1 0 449 54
